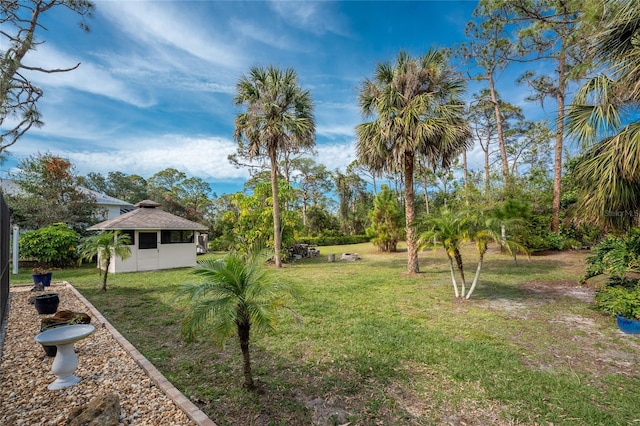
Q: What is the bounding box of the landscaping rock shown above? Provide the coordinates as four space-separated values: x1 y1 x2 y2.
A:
341 253 360 261
30 283 44 292
1 286 196 425
67 393 121 426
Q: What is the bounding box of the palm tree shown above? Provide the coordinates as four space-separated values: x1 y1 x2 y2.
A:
566 1 640 230
465 209 528 299
176 250 294 390
234 66 315 268
356 49 471 274
418 207 527 299
418 209 470 298
78 231 131 292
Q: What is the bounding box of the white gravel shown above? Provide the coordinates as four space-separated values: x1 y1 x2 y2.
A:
0 284 196 426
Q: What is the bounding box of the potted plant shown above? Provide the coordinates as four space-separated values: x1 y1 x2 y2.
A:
32 267 53 287
595 281 640 334
33 293 59 315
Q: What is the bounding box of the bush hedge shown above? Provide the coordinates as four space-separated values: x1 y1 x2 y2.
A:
18 223 80 267
296 235 369 246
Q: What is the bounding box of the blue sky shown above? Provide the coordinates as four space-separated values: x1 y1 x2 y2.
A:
2 0 536 196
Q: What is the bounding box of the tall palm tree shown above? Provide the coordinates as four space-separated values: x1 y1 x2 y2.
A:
356 49 471 274
234 66 315 268
176 250 294 390
566 1 640 230
78 231 131 292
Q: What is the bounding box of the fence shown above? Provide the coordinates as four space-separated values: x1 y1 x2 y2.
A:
0 192 10 332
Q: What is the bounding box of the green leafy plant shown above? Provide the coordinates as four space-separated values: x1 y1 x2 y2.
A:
595 284 640 320
176 248 296 390
18 223 80 267
583 228 640 282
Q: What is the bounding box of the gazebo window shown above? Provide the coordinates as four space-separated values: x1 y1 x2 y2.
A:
139 232 158 249
161 230 194 244
119 230 135 245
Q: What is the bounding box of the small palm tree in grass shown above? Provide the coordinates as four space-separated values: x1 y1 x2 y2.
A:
78 231 131 292
176 250 295 390
418 209 469 298
464 210 528 299
418 207 528 299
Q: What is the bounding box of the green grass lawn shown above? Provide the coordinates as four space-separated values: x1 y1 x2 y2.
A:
12 243 640 425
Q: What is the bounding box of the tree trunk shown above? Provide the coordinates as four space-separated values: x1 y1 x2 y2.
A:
101 258 110 292
462 150 468 192
489 74 509 186
423 177 430 215
483 136 491 196
446 251 459 298
453 248 466 297
269 149 282 268
237 323 254 390
302 192 308 227
466 251 485 300
551 49 566 233
404 152 419 274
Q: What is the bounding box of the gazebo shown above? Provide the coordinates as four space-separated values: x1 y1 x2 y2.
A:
87 200 208 273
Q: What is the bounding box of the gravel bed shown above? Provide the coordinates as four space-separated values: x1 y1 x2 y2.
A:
0 284 195 426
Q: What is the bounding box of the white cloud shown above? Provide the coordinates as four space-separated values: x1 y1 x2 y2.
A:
230 18 297 51
62 135 247 181
98 1 247 71
317 124 355 139
23 44 154 107
268 1 350 36
316 141 356 172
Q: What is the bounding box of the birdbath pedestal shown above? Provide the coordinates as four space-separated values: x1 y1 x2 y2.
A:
35 324 95 390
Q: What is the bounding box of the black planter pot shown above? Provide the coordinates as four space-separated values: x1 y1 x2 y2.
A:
32 272 53 287
33 293 59 315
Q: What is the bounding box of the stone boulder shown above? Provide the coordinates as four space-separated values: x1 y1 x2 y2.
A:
341 253 361 261
67 393 121 426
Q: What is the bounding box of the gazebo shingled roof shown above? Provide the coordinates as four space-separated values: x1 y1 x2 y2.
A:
87 200 207 231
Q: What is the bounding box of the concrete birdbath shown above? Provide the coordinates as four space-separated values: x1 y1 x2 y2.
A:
34 324 95 390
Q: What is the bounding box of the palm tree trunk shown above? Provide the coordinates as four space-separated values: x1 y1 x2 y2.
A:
453 248 466 297
446 251 459 298
269 148 282 268
101 258 110 292
404 152 419 274
466 251 485 300
237 323 254 390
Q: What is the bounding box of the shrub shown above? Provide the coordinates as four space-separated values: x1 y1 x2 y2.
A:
296 235 369 246
595 283 640 320
583 228 640 281
19 223 80 267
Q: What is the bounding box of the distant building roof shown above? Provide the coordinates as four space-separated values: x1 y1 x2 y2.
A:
87 200 207 231
0 178 134 208
0 178 22 195
80 188 134 207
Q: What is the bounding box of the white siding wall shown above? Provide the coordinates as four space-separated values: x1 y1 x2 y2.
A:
106 230 201 273
159 241 198 269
